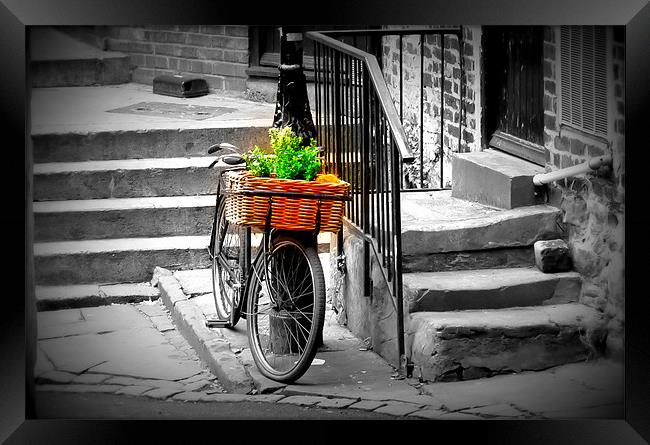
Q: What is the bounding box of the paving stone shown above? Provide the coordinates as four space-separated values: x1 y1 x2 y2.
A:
348 400 388 411
408 408 448 419
201 393 249 403
316 398 358 409
143 387 184 400
172 391 207 402
173 269 212 295
438 411 484 420
277 395 329 407
137 301 168 318
460 403 526 418
35 347 55 377
244 394 286 403
373 401 422 416
115 385 154 396
71 373 112 384
150 315 175 332
37 370 77 384
183 380 211 392
89 384 124 394
38 305 150 339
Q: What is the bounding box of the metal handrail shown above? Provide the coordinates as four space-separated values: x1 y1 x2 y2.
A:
533 155 612 186
307 31 414 163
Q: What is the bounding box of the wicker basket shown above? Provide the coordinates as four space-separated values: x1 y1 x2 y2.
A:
223 170 350 232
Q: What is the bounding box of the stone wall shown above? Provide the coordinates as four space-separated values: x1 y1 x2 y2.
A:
543 26 625 358
100 26 250 93
380 26 482 188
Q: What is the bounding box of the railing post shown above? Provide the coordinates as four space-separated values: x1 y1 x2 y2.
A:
391 141 407 377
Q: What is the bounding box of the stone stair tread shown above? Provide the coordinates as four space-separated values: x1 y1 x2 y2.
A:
31 27 127 61
34 156 218 174
403 267 581 312
31 83 274 135
34 235 210 256
400 191 561 255
33 195 217 213
409 303 604 332
403 267 580 291
401 190 558 231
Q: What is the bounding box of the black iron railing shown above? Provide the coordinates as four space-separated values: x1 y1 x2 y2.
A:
307 28 465 373
308 30 415 371
313 28 465 190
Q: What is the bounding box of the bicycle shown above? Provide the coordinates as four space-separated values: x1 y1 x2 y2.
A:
204 142 342 383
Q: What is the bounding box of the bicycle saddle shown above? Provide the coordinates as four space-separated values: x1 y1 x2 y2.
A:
222 155 245 165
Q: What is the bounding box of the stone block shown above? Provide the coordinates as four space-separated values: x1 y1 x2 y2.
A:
534 239 572 273
451 150 545 209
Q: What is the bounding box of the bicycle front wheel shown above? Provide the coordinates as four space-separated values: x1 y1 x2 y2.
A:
212 196 242 326
246 235 325 383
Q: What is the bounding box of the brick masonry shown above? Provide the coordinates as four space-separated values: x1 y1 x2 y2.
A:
381 25 482 188
99 25 250 93
542 26 625 357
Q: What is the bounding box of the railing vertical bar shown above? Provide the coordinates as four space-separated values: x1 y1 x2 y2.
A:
419 33 424 189
345 54 351 216
440 34 445 189
382 115 389 267
334 51 342 179
377 110 384 258
323 46 330 169
353 58 359 225
399 34 403 122
315 42 322 147
362 66 370 235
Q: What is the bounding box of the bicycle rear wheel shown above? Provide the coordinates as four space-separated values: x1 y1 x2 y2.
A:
246 235 325 383
211 196 242 326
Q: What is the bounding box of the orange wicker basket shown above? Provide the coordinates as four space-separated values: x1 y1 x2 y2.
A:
223 170 350 233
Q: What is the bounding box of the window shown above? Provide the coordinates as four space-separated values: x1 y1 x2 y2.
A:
559 26 608 137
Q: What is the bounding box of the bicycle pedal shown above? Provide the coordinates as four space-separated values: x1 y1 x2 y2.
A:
205 318 232 329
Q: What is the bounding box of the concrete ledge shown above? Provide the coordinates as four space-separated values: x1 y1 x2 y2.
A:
451 149 545 209
34 157 221 201
34 236 211 285
36 283 159 311
156 270 254 394
34 196 216 241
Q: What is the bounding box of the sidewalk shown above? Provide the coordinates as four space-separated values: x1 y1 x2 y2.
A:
162 267 623 419
35 275 624 419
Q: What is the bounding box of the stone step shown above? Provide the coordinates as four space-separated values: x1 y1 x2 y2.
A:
30 27 131 87
32 126 269 163
400 191 562 272
33 195 217 241
34 233 332 286
33 236 211 285
403 267 582 313
35 282 160 311
406 303 608 382
33 157 223 201
451 149 546 209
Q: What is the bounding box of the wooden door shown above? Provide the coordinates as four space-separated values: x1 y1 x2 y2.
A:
483 26 546 165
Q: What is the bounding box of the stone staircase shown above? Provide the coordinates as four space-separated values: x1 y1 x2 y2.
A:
30 27 131 87
30 29 273 309
399 150 608 382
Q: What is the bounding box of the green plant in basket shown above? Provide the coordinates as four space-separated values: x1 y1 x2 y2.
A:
270 127 321 181
242 145 274 177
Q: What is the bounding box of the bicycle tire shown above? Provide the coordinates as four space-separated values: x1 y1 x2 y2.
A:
211 196 242 326
246 234 326 383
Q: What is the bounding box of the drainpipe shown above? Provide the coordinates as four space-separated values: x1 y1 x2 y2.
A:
532 155 613 186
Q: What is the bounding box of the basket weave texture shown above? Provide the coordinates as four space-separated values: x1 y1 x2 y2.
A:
223 170 350 232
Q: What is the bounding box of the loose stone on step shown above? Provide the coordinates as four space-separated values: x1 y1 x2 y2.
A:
534 239 571 273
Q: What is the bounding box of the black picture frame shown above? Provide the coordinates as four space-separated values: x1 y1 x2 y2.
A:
8 0 650 442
